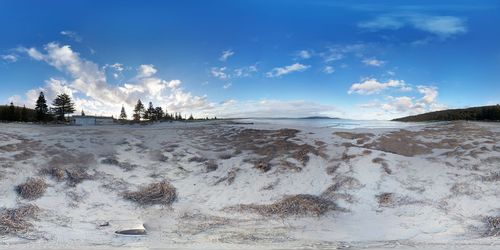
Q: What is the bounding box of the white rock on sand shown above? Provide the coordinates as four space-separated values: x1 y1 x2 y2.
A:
0 120 499 249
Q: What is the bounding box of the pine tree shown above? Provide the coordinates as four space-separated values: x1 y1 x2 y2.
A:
144 102 155 120
21 105 27 122
188 114 194 120
8 102 16 121
81 110 85 116
163 108 169 120
52 93 75 121
154 107 164 121
133 99 145 121
35 92 48 121
119 106 127 120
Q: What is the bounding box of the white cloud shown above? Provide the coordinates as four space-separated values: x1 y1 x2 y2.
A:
357 84 445 119
211 67 229 80
104 63 126 79
105 63 125 72
208 99 341 118
296 50 312 59
348 78 407 95
18 42 212 117
1 54 18 62
233 64 258 78
60 30 82 42
362 58 385 67
323 66 335 74
266 63 310 78
167 80 181 89
137 64 157 78
7 95 22 104
219 49 234 61
359 14 467 38
358 16 405 30
320 44 365 63
223 83 232 89
410 15 467 37
417 85 438 104
25 47 45 60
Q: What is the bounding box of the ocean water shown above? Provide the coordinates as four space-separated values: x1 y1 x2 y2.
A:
240 118 424 129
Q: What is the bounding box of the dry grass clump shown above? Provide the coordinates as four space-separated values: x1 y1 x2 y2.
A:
372 157 392 174
0 204 39 235
16 178 47 200
101 157 137 171
65 168 92 187
40 167 92 186
40 167 65 181
377 192 394 207
236 194 336 217
218 153 233 160
255 160 271 172
481 172 500 182
123 181 177 206
214 168 239 185
188 156 208 163
484 216 500 237
205 160 218 172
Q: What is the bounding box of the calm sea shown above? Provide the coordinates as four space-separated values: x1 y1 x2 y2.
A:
240 118 425 129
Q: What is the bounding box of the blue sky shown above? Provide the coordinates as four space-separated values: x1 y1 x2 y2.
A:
1 0 499 119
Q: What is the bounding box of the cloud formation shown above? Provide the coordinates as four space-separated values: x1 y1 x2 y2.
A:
15 42 212 116
211 67 229 80
219 49 234 61
1 54 18 62
266 63 310 78
358 84 445 119
323 66 335 74
60 30 82 42
359 14 467 38
211 99 341 118
362 58 385 67
348 78 408 95
296 50 312 59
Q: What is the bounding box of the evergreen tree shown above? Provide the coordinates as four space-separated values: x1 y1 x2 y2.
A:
133 99 145 121
8 102 16 121
188 114 194 120
154 107 164 120
52 93 75 121
35 92 48 121
81 110 85 116
119 106 127 120
21 105 27 122
144 102 155 120
163 108 169 120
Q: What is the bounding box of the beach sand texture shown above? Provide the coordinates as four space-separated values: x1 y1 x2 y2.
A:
0 120 499 249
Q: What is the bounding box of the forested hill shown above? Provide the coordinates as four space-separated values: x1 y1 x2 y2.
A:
0 105 36 122
393 105 500 122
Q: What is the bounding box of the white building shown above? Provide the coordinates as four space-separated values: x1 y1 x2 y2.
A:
71 115 115 126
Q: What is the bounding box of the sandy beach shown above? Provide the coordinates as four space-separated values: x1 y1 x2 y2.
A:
0 120 499 249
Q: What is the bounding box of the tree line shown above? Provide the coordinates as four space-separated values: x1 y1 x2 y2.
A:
393 105 500 122
0 92 75 122
120 99 214 122
1 91 215 123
